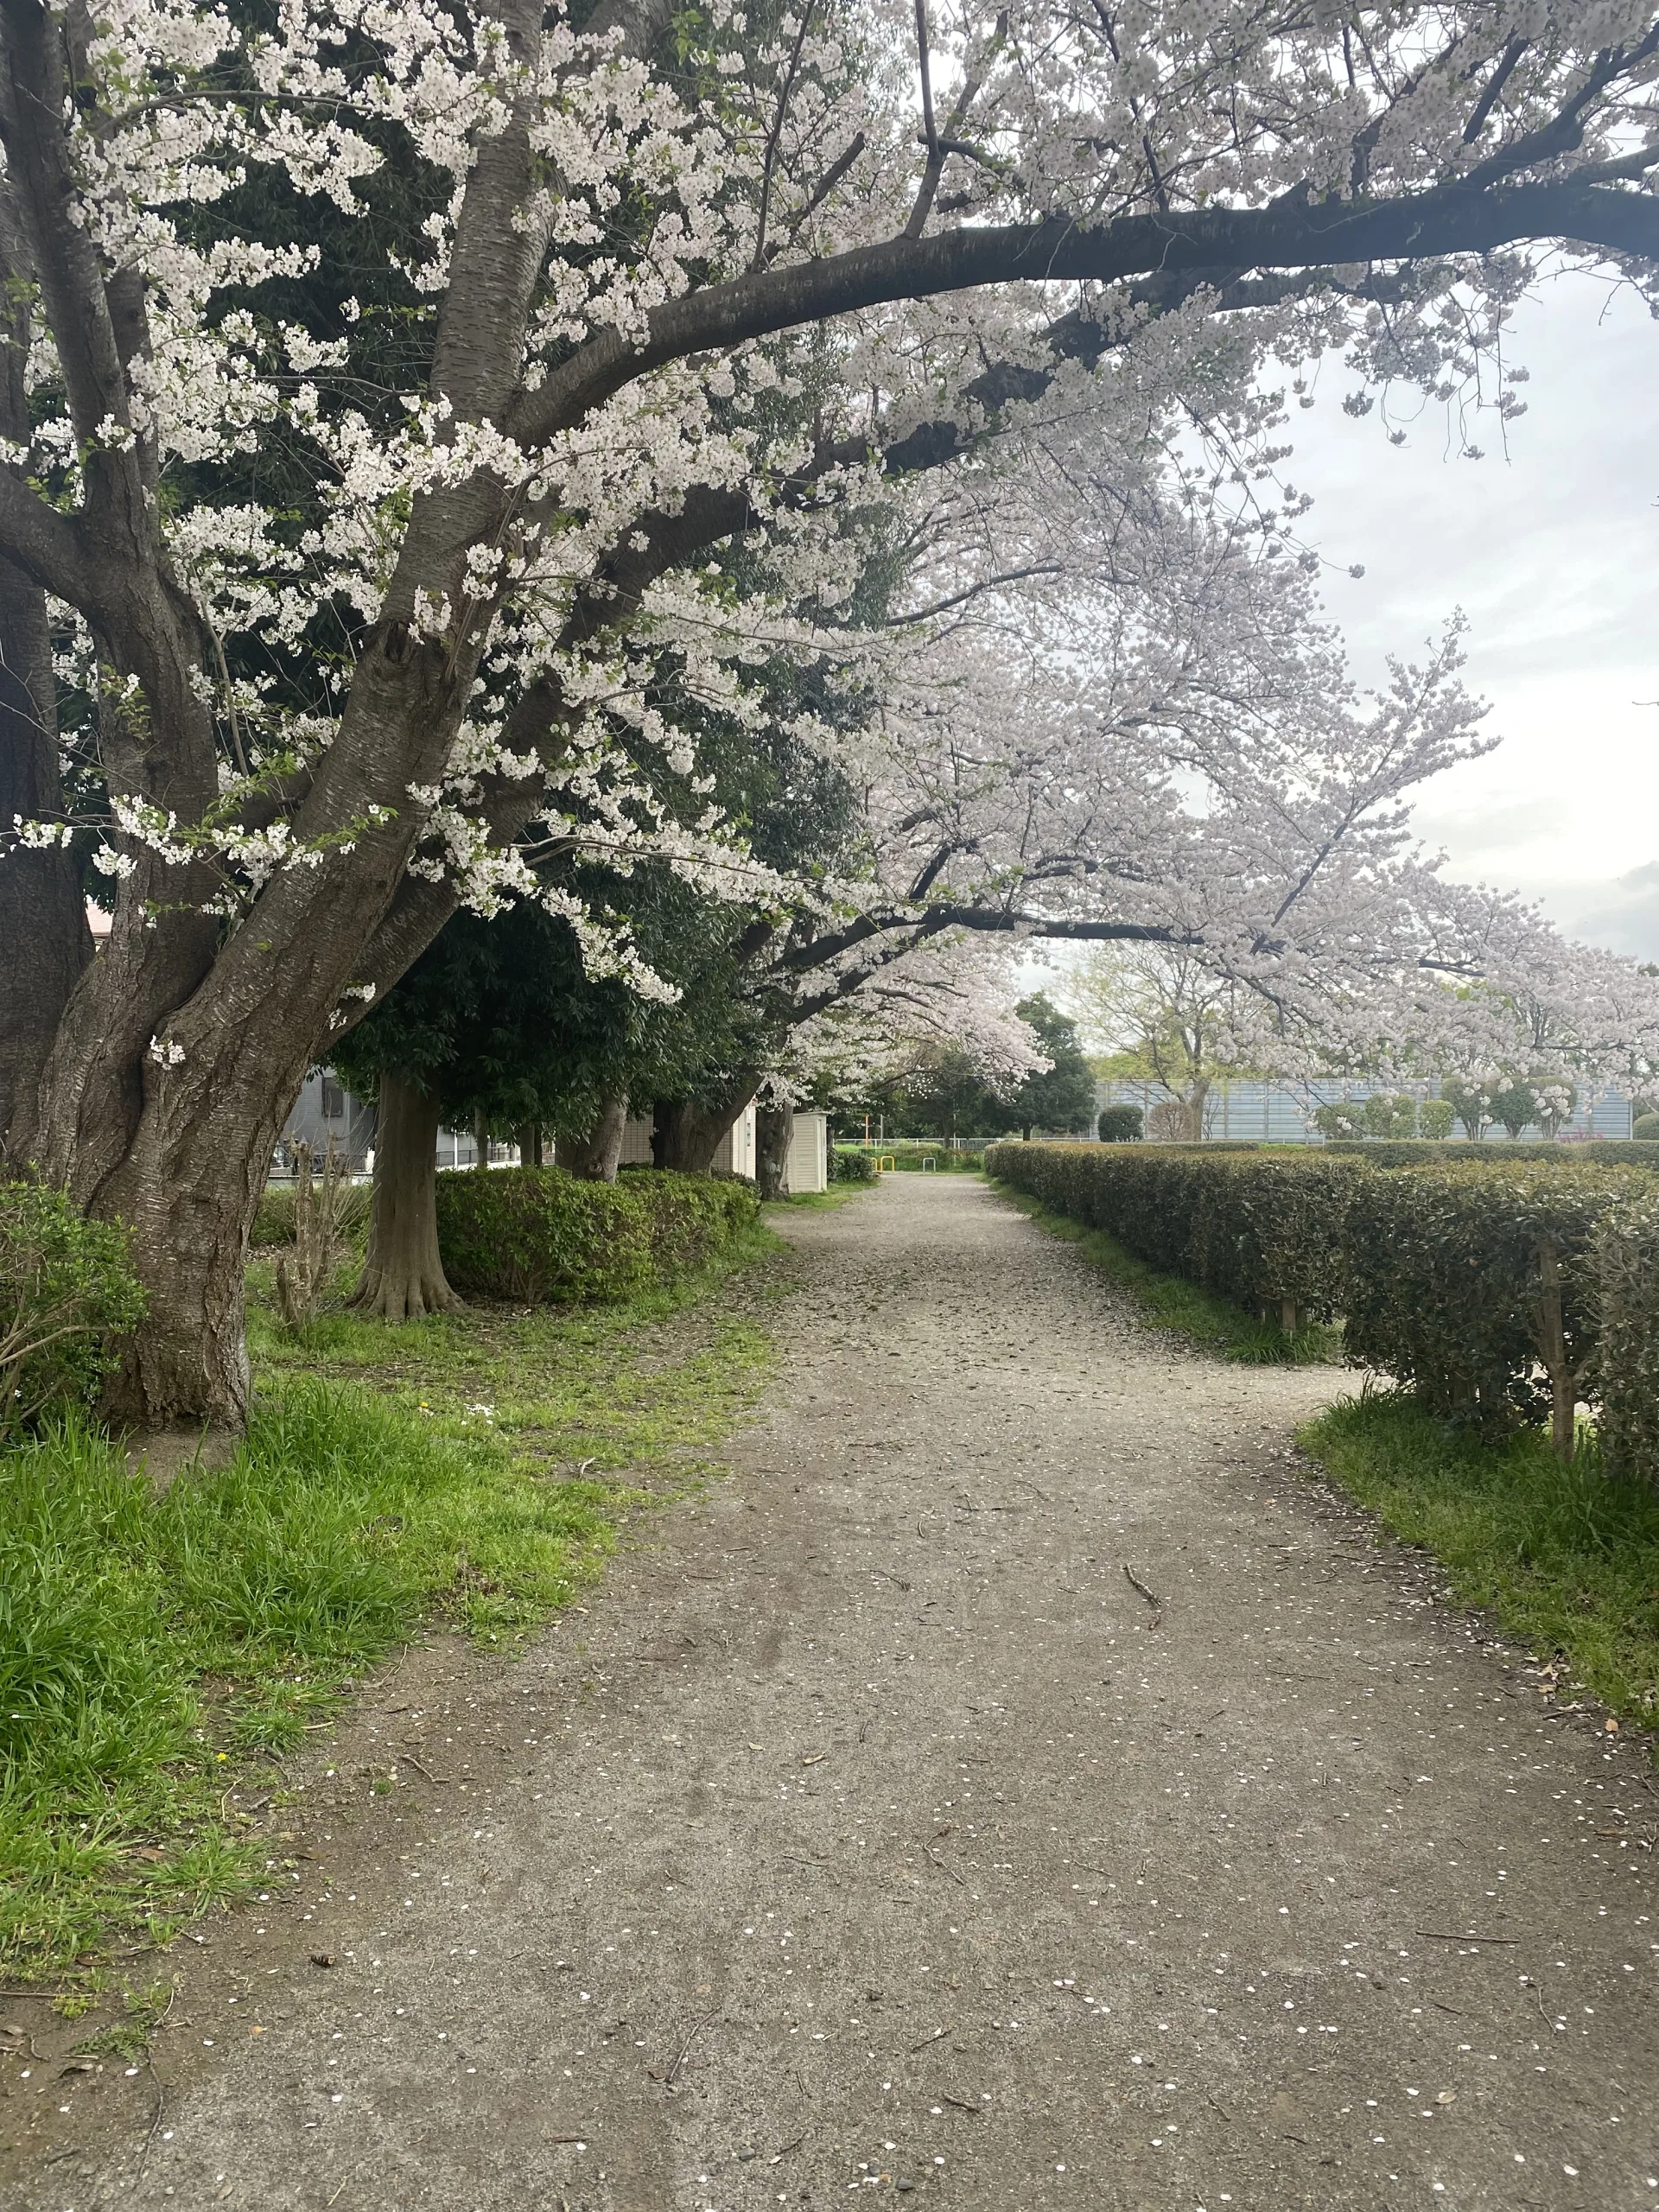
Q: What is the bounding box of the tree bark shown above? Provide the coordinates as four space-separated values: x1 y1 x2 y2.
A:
350 1074 462 1324
1181 1077 1211 1143
755 1100 793 1200
0 556 91 1158
563 1094 627 1181
651 1082 758 1173
515 1122 543 1166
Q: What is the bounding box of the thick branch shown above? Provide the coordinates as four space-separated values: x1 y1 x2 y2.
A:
511 179 1659 451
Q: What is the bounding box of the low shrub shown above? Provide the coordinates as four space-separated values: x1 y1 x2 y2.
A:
1329 1139 1659 1169
1341 1160 1641 1450
435 1165 759 1303
1633 1112 1659 1142
1418 1098 1455 1141
0 1181 145 1434
1592 1184 1659 1484
1312 1101 1363 1141
830 1147 879 1185
984 1143 1363 1323
1363 1091 1419 1139
988 1143 1659 1469
1097 1104 1144 1143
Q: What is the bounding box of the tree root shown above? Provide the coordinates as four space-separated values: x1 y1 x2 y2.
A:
347 1266 464 1324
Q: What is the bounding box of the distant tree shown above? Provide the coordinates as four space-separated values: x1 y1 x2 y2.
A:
1098 1104 1143 1143
1009 997 1095 1139
1441 1077 1497 1143
1064 950 1246 1142
1489 1079 1541 1140
1362 1092 1418 1139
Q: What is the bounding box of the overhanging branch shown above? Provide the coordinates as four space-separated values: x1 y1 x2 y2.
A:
510 179 1659 449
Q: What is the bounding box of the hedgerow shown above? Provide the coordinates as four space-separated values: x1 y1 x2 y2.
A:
1327 1139 1659 1169
1341 1160 1642 1452
983 1145 1363 1324
434 1166 759 1304
985 1143 1656 1468
1592 1185 1659 1484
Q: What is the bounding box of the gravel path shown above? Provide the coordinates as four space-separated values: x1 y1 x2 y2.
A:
8 1174 1656 2212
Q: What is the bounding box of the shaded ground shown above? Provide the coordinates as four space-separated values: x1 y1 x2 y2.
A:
4 1175 1655 2210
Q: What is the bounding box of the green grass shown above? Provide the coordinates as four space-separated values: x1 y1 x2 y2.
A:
0 1235 776 1979
1300 1390 1659 1732
766 1179 881 1212
995 1184 1338 1364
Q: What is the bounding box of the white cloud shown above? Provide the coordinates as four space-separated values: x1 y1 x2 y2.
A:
1281 276 1659 901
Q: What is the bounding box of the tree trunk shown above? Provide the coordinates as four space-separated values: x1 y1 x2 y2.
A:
1181 1077 1211 1142
0 556 92 1159
515 1122 543 1166
755 1101 793 1201
563 1094 627 1181
652 1081 759 1173
350 1074 462 1323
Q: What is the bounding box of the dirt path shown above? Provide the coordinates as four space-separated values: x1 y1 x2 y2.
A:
8 1175 1656 2212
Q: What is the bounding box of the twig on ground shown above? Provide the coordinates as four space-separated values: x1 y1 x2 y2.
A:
940 2094 981 2114
137 2069 166 2175
1124 1562 1161 1620
909 2023 952 2051
651 2012 717 2086
925 1846 966 1885
1414 1930 1520 1944
769 2134 805 2164
398 1749 449 1783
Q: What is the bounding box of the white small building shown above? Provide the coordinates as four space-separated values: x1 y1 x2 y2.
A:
785 1110 828 1194
712 1103 757 1179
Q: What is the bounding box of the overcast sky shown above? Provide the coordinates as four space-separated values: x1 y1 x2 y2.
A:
1278 272 1659 962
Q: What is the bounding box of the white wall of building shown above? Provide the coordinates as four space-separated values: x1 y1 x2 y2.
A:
785 1110 828 1193
713 1103 757 1179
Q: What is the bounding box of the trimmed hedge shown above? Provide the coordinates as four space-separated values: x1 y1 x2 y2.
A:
986 1143 1657 1467
433 1166 759 1304
1592 1185 1659 1483
1329 1139 1659 1169
1341 1161 1642 1446
983 1144 1364 1322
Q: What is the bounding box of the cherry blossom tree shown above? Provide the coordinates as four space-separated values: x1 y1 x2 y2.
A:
3 0 1658 1426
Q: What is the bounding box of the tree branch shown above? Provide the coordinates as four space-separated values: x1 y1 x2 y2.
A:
510 179 1659 454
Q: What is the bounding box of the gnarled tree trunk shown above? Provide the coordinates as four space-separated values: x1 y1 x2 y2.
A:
515 1122 543 1166
563 1094 627 1181
755 1100 793 1201
351 1074 462 1323
651 1080 758 1174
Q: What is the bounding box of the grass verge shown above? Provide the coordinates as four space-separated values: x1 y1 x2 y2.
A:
766 1179 880 1213
994 1182 1337 1364
1300 1389 1659 1730
1 1233 776 1980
